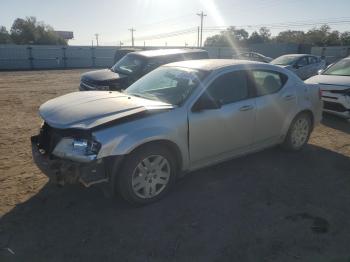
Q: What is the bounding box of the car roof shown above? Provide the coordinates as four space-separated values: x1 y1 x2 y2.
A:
132 48 207 58
279 54 316 58
164 59 265 71
240 52 260 55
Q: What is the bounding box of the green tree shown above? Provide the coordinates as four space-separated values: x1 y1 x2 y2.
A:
303 25 341 46
247 27 272 44
275 30 305 44
0 26 12 44
340 31 350 45
10 16 67 45
204 27 249 47
258 27 271 42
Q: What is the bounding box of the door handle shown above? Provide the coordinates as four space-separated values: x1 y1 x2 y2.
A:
283 94 295 101
239 105 254 111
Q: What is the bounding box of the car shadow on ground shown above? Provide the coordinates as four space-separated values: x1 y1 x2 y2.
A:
321 113 350 134
1 145 350 262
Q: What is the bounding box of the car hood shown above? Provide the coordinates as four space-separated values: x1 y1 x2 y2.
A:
39 91 173 129
81 69 128 82
305 75 350 90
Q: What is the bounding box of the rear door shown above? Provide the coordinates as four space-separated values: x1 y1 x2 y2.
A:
250 70 297 147
307 56 319 77
188 70 256 168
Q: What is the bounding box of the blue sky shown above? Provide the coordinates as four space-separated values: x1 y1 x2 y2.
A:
1 0 350 46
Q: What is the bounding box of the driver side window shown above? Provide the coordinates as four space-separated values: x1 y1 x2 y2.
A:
206 71 249 105
296 57 308 67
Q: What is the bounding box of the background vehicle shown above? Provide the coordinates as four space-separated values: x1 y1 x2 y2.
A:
79 49 209 91
305 57 350 118
271 54 326 80
32 60 322 205
233 52 273 63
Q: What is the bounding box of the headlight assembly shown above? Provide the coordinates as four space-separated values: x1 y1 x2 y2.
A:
53 138 101 163
72 139 101 155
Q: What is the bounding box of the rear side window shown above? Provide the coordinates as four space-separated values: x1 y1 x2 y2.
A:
251 70 288 96
297 57 308 67
142 59 163 74
308 56 318 64
206 71 249 105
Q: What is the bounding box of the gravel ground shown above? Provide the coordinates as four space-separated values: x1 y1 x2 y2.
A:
0 69 349 262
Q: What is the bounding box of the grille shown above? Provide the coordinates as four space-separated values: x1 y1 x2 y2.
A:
323 101 347 112
329 88 350 95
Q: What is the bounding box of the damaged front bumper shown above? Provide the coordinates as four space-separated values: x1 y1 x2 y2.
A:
31 135 109 187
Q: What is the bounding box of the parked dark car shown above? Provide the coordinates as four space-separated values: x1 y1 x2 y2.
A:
80 49 209 91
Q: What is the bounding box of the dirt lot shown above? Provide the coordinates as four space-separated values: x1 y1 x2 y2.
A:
0 69 349 262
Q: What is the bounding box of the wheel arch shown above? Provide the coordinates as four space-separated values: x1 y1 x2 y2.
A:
129 140 183 172
296 109 315 130
111 139 184 176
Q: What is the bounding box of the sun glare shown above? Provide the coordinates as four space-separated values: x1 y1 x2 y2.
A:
200 0 240 53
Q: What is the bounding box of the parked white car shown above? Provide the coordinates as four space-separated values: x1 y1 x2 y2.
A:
305 57 350 119
271 54 326 80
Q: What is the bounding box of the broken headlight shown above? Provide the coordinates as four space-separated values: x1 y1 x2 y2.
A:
72 139 101 155
52 138 101 162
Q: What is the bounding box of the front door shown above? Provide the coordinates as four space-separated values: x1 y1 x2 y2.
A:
188 70 256 169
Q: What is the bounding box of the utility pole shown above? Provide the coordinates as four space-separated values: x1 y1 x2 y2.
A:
91 39 94 47
197 11 207 47
129 28 136 47
197 26 200 47
95 33 99 46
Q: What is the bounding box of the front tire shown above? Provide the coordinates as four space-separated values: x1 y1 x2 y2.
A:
116 144 177 205
283 113 312 151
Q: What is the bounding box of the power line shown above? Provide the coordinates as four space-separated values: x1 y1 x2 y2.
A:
203 17 350 31
120 17 350 46
122 27 197 42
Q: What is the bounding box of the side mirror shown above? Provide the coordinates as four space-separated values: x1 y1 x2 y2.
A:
317 69 324 75
192 93 221 112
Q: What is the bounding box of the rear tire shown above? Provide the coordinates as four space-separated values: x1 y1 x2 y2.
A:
282 113 312 151
116 144 177 205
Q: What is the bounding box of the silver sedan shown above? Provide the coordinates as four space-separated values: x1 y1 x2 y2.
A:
271 54 326 80
32 59 323 205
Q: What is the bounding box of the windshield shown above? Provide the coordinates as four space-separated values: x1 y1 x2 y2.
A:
323 59 350 76
125 66 207 105
271 55 298 66
111 54 145 75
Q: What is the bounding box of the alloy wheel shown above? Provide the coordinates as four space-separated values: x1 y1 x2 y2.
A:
131 155 171 199
291 117 310 148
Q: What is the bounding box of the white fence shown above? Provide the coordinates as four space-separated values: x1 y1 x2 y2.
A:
0 43 308 70
0 45 117 70
311 46 350 64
